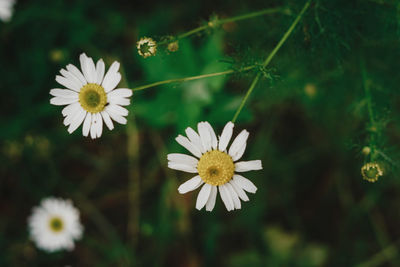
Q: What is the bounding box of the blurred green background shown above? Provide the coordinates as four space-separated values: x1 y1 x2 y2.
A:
1 0 400 266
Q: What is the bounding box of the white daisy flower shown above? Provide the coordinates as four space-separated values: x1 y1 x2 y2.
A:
28 197 83 252
0 0 15 22
168 121 262 212
50 53 132 139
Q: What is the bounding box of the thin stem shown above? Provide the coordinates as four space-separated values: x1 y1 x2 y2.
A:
356 240 400 267
361 61 376 126
177 25 208 40
361 59 377 161
120 64 141 250
219 7 285 24
232 0 312 123
127 114 140 249
158 7 285 45
132 65 256 91
367 209 400 267
232 73 261 123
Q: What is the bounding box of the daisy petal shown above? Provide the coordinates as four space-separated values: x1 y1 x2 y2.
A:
108 104 128 116
196 184 212 210
204 121 218 150
50 97 77 106
178 175 203 194
228 130 249 161
226 183 241 209
109 97 130 106
79 53 89 81
198 122 212 152
63 107 80 126
230 180 249 201
167 153 198 167
62 102 80 117
233 174 257 193
101 111 114 130
90 115 97 139
55 75 80 92
60 69 84 89
218 121 234 151
82 112 92 137
66 64 87 86
96 59 105 84
233 145 246 162
86 57 97 83
235 160 263 172
185 127 205 153
102 61 120 92
168 162 198 173
68 108 86 134
80 53 96 83
105 106 127 125
175 135 202 158
219 184 234 211
50 89 78 99
205 186 218 211
104 73 121 93
107 88 132 98
96 113 103 138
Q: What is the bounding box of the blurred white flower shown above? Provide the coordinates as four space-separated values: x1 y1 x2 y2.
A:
28 197 83 252
0 0 15 22
50 53 132 139
168 121 262 212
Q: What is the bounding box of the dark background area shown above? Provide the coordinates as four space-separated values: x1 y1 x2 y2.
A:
1 0 400 266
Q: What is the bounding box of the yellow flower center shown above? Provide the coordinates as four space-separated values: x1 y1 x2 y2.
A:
79 83 107 113
197 150 235 186
48 216 64 233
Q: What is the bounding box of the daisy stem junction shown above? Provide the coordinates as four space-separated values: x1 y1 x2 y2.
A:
232 0 312 123
158 7 287 45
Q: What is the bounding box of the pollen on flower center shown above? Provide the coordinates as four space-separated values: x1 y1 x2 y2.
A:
78 83 107 113
197 150 235 186
48 216 64 233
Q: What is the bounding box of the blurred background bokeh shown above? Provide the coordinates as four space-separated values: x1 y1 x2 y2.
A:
1 0 400 266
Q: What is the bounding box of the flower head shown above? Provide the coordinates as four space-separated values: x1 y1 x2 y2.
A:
50 53 132 139
361 162 383 182
0 0 15 22
137 37 157 58
168 121 262 212
28 197 83 252
167 41 179 53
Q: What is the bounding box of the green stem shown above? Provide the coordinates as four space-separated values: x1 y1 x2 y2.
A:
158 7 285 45
361 59 377 161
232 0 312 123
177 25 208 40
356 240 400 267
219 7 285 25
132 65 256 91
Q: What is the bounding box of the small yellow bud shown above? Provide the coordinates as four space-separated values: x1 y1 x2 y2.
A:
49 50 65 63
137 37 157 58
304 83 317 98
167 41 179 53
361 162 383 182
362 146 371 156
